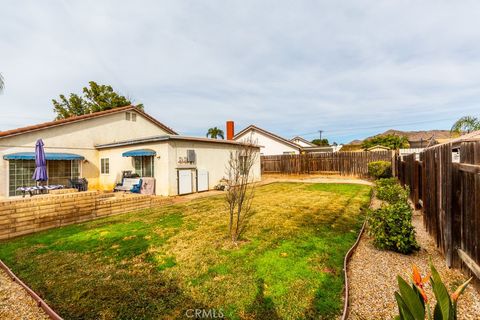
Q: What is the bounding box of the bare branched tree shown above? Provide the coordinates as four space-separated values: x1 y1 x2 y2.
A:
225 136 259 243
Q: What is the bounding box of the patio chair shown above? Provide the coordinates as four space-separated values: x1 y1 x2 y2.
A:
68 178 88 191
114 178 142 193
130 179 142 194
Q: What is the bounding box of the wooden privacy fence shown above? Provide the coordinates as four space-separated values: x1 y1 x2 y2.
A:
261 151 395 177
398 140 480 278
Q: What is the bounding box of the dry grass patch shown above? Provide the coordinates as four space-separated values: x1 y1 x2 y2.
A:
0 183 370 319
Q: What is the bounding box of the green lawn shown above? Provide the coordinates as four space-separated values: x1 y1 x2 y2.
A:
0 183 371 320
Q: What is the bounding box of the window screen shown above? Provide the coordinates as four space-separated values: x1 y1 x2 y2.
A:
101 158 110 174
8 160 81 196
133 156 154 177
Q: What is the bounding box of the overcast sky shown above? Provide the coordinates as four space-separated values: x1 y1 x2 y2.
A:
1 1 480 143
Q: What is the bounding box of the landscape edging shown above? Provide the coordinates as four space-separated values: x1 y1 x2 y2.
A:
0 259 63 320
340 220 367 320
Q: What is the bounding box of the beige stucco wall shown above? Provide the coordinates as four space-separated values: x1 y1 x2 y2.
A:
97 143 170 195
0 110 171 198
167 140 261 196
97 140 260 196
235 130 299 156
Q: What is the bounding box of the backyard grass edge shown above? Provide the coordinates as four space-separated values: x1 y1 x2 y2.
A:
0 259 63 320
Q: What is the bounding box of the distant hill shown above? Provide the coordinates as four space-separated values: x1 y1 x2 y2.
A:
348 129 454 145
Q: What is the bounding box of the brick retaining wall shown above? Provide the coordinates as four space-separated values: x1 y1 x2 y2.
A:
0 191 168 240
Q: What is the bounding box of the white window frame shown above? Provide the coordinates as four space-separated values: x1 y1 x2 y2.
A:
100 158 110 175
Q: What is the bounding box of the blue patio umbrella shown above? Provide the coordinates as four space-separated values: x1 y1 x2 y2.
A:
32 139 48 182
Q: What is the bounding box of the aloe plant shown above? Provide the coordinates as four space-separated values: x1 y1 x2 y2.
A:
395 264 472 320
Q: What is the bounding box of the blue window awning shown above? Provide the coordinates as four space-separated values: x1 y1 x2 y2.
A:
122 149 156 157
3 152 85 160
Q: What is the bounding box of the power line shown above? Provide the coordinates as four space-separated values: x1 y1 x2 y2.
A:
293 116 458 137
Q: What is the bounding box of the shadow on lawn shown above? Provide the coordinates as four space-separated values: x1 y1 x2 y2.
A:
37 255 214 320
245 279 281 320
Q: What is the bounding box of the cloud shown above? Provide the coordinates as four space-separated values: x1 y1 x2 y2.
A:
1 0 480 143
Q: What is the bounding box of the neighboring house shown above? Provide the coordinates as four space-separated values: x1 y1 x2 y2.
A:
366 145 391 152
399 148 425 157
291 136 316 148
303 145 343 153
291 136 343 152
0 106 261 198
233 125 301 156
233 125 343 155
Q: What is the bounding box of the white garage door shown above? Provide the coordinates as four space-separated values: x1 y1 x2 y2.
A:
197 169 209 192
178 169 193 195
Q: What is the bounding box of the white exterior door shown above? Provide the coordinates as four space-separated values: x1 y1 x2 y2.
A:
178 169 193 195
197 169 209 192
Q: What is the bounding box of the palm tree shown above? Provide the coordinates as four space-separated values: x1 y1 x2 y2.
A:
206 127 225 139
0 73 4 93
451 116 480 134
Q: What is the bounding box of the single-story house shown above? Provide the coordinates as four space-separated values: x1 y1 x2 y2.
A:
0 106 261 198
366 145 391 152
302 145 343 153
233 125 302 156
233 125 343 155
290 136 316 148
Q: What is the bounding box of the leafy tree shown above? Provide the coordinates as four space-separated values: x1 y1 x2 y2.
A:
206 127 225 139
451 116 480 134
311 138 329 146
361 134 409 150
52 81 143 120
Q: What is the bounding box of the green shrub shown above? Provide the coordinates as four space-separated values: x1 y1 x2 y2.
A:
367 201 419 254
376 178 409 204
375 177 397 188
368 161 392 179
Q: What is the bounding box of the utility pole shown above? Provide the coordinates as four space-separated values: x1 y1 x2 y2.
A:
318 130 323 140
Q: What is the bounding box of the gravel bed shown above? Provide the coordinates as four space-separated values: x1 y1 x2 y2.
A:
0 267 50 320
348 205 480 319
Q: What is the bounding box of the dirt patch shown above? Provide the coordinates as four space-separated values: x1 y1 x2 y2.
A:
260 175 373 187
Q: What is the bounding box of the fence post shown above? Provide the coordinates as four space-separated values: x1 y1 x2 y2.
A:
391 151 397 177
443 144 453 267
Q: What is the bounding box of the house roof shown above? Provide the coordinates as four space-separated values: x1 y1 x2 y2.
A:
96 135 261 149
433 130 480 148
0 105 177 139
367 145 391 151
291 136 316 147
303 146 335 152
234 125 301 150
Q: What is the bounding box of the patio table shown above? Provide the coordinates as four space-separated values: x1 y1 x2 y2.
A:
16 185 64 197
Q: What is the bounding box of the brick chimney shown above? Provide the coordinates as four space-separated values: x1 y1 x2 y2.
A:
226 121 234 140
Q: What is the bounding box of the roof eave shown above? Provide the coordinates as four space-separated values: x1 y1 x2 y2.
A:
96 135 262 149
234 125 301 150
0 105 177 139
